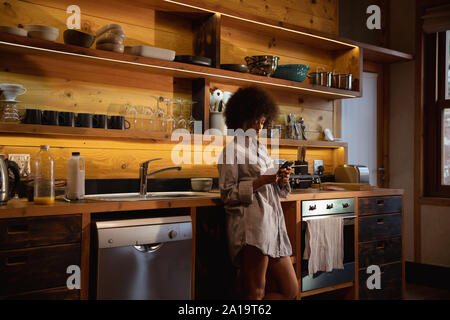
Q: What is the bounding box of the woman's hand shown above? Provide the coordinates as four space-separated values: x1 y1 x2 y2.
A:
252 174 277 191
277 167 291 188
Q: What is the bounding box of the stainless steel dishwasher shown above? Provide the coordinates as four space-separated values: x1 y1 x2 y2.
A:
95 216 192 300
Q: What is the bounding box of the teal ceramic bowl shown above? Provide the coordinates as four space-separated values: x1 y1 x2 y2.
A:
273 64 310 82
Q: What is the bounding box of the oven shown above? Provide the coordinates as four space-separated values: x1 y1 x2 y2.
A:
301 198 355 292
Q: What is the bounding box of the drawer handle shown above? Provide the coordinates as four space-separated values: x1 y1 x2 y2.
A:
376 199 385 206
7 224 29 234
376 241 385 250
377 218 385 224
6 256 28 266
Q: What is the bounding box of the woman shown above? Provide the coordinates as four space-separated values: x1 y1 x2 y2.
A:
217 86 298 300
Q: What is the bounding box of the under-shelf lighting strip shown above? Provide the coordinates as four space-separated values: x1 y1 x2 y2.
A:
0 41 357 98
163 0 359 49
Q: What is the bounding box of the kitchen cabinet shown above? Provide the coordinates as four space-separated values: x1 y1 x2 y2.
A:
357 196 403 300
0 215 82 299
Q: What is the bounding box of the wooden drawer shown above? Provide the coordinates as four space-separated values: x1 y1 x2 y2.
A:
358 237 402 269
0 215 81 250
359 262 402 300
0 243 81 297
359 196 402 216
358 213 401 242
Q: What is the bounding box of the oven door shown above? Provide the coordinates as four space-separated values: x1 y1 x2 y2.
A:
301 217 355 292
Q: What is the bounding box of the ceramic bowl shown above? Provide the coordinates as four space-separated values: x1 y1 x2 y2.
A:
191 178 213 192
0 26 27 37
273 64 310 82
63 29 96 48
25 25 59 41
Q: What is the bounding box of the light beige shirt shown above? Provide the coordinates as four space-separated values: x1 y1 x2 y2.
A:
217 136 292 266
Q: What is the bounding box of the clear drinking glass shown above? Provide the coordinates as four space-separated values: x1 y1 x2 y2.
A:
173 98 187 129
140 106 154 132
182 100 197 133
125 105 138 130
156 96 168 133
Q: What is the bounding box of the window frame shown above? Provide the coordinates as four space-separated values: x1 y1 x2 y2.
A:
424 30 450 197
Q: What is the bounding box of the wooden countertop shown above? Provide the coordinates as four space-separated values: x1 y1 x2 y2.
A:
0 188 403 219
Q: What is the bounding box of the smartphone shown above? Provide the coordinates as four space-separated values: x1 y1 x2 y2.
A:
279 161 294 170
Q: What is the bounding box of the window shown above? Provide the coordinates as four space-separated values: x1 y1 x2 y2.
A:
424 30 450 196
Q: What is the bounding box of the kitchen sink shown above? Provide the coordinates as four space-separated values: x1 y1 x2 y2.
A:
84 191 219 202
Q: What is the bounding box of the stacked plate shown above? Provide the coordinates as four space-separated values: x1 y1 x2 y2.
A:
24 25 59 41
124 45 175 61
95 24 126 53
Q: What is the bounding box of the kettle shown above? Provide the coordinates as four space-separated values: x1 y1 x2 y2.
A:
0 155 21 205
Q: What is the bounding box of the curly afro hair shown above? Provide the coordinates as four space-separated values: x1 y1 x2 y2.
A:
224 86 279 130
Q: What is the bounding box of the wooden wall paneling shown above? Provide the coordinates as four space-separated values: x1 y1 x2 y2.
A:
0 0 194 55
332 47 362 92
0 51 177 93
0 72 174 115
333 100 342 138
0 136 226 179
193 13 221 67
175 0 339 35
220 18 335 69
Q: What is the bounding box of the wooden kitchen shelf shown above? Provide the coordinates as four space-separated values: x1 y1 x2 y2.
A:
0 123 348 149
0 32 360 100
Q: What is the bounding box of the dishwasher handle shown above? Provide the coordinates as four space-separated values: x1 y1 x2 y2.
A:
134 243 164 253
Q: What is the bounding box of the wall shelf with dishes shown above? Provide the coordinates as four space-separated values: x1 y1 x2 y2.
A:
0 0 364 153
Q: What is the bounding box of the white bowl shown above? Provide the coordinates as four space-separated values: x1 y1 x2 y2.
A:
0 26 27 37
191 178 213 192
24 25 59 41
124 45 175 61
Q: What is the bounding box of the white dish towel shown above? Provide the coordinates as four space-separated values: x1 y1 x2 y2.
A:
303 216 344 275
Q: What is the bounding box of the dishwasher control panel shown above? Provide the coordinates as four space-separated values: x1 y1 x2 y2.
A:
96 216 192 249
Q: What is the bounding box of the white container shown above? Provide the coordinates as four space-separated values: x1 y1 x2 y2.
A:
24 25 59 41
124 45 175 61
209 111 227 135
66 152 85 200
34 145 55 205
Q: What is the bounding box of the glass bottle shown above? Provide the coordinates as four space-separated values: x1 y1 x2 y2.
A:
34 145 55 205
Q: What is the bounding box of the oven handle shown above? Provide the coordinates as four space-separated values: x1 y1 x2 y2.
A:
302 214 356 221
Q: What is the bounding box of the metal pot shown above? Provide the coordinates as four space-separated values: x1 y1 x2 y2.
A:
332 73 353 90
308 68 332 87
0 155 21 205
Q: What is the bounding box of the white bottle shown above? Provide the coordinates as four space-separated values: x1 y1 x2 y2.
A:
66 152 85 200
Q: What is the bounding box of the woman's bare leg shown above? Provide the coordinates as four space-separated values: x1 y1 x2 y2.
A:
264 256 298 300
240 245 269 300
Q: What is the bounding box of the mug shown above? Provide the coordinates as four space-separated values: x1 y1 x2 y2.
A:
110 116 130 130
42 110 59 126
59 112 75 127
94 114 108 129
24 109 42 125
76 113 97 128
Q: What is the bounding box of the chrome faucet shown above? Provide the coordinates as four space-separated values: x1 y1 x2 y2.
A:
139 158 182 196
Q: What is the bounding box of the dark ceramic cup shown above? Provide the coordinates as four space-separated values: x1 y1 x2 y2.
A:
43 110 59 126
110 116 130 130
59 112 75 127
76 113 98 128
24 109 42 125
94 114 108 129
